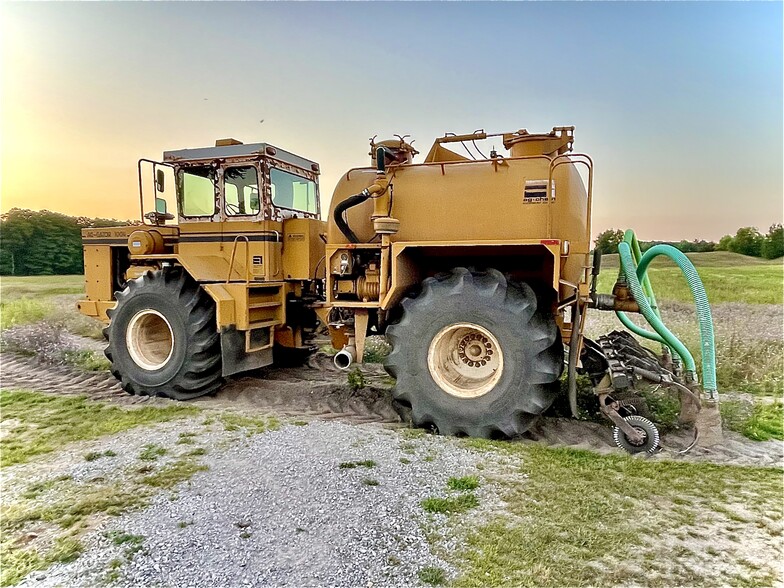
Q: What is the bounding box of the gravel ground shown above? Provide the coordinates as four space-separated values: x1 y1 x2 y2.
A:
16 421 503 588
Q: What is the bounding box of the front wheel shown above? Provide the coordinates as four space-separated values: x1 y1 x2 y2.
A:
384 268 563 438
104 268 223 400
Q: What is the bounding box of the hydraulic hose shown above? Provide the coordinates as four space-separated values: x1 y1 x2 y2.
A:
615 231 718 397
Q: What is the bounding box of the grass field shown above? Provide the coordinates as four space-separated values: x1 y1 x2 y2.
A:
597 251 782 305
0 275 85 330
456 440 783 587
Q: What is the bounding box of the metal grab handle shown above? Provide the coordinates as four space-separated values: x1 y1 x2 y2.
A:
226 235 250 284
547 153 594 240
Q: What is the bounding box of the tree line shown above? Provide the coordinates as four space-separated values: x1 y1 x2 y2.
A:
0 208 134 276
1 208 782 276
594 224 784 260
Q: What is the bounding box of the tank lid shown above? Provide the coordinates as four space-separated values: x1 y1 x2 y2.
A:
503 126 574 157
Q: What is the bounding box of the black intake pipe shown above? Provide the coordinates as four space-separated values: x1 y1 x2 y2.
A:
334 147 387 243
334 190 370 243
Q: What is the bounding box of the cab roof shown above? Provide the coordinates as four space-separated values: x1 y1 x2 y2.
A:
162 142 319 174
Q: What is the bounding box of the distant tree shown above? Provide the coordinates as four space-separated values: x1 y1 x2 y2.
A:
717 235 733 251
728 227 764 257
761 224 784 260
595 229 624 254
0 209 133 275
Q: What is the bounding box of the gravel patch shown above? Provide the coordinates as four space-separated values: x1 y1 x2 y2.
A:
2 418 222 499
17 421 502 588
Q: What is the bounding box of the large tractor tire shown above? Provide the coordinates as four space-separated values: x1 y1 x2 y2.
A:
104 268 223 401
384 268 563 438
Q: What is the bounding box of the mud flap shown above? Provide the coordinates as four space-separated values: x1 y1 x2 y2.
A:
220 326 273 377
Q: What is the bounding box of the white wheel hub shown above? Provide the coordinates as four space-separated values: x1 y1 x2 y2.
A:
126 309 175 371
427 323 504 399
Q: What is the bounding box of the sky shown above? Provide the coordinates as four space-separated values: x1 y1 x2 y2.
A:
1 2 781 241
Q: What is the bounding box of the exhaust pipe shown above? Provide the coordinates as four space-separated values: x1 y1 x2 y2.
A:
334 344 356 370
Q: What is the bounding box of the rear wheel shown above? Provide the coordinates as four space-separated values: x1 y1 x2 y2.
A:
105 268 223 400
384 268 563 438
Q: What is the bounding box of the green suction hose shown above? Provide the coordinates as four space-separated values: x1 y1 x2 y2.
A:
614 230 718 398
637 244 717 395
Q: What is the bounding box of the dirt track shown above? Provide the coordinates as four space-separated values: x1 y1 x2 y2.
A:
2 351 781 468
0 352 400 424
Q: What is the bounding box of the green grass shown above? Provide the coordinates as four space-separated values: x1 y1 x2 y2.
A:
721 401 783 441
0 275 84 330
453 441 783 587
0 298 53 329
0 275 85 298
421 494 479 515
1 457 207 585
339 459 376 469
84 449 116 462
138 444 167 461
418 566 447 586
597 252 782 305
362 478 380 486
0 390 199 467
447 476 480 491
105 530 145 554
141 459 208 488
0 536 83 587
61 349 111 371
218 413 279 435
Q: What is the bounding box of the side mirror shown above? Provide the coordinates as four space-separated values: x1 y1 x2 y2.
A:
155 197 168 215
156 169 165 192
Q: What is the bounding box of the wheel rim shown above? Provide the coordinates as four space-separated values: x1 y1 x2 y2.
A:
427 323 504 399
126 309 175 371
627 426 648 446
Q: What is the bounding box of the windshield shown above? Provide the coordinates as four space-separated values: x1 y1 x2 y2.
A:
270 168 318 214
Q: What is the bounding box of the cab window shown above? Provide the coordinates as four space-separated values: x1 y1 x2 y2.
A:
178 166 216 217
224 166 260 216
270 168 318 214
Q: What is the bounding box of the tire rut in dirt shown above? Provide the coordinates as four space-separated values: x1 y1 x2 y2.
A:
194 355 401 424
0 352 401 424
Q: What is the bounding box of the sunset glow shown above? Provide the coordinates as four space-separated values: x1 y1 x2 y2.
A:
2 2 781 240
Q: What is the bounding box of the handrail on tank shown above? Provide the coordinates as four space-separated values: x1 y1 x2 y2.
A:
344 153 554 181
137 159 175 225
547 153 593 241
226 235 251 284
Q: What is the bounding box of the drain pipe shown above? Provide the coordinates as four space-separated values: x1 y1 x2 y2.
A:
334 338 357 370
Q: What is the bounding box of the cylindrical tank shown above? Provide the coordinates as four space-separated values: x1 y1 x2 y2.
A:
326 130 590 289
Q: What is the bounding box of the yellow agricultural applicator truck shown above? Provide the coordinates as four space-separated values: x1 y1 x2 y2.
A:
78 127 719 453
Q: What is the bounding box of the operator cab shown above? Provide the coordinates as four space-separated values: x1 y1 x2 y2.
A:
140 139 321 225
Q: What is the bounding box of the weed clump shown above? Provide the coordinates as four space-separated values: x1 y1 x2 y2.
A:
347 367 366 391
421 494 479 514
447 475 480 491
85 449 117 462
138 444 167 461
339 459 376 469
418 566 447 585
